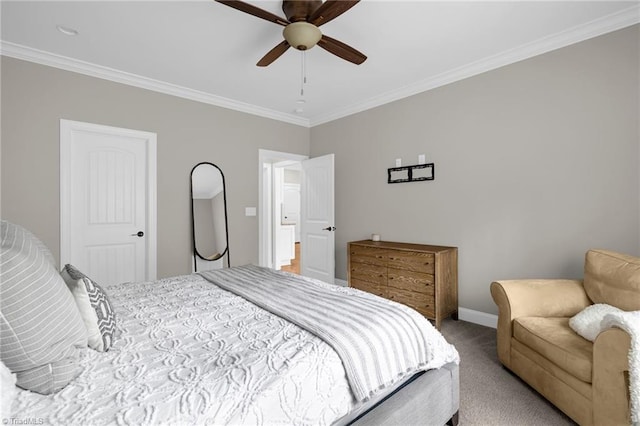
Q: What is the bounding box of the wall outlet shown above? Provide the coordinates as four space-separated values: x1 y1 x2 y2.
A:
395 158 402 167
245 207 256 216
418 154 426 164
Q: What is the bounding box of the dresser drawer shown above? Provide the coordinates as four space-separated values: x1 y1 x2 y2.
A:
347 240 457 330
388 251 435 273
349 245 387 265
388 268 434 295
350 263 386 285
388 287 435 318
351 278 387 298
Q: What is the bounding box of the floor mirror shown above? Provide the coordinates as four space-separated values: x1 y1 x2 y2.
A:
190 162 230 271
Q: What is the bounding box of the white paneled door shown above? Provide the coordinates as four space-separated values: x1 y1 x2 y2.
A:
300 154 335 284
60 120 157 286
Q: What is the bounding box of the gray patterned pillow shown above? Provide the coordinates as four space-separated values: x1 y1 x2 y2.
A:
0 221 88 394
61 264 116 352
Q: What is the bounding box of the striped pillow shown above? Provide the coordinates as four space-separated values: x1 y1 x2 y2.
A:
30 230 56 267
61 265 116 352
0 221 88 394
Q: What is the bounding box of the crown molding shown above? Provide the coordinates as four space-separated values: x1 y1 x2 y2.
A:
0 41 311 128
309 4 640 127
1 4 638 129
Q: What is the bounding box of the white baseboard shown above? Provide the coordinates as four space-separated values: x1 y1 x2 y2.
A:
334 279 497 328
458 308 498 329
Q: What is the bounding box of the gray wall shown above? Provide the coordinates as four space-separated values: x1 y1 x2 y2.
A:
1 56 310 278
1 25 638 316
311 25 640 314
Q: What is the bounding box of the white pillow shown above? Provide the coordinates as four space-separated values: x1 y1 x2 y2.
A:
569 303 623 341
60 264 116 352
0 360 17 419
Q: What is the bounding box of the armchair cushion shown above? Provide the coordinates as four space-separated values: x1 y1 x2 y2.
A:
584 249 640 311
514 317 593 383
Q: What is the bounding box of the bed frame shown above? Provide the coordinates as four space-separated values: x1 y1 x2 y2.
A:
337 362 459 426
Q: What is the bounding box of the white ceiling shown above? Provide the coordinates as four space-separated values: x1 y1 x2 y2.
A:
2 1 639 127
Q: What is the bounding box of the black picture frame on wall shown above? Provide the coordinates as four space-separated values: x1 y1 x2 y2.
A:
388 163 435 184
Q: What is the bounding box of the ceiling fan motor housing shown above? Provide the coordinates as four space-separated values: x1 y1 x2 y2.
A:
283 22 322 50
282 0 323 22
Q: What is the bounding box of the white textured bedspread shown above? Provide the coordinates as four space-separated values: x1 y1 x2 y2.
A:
200 265 459 402
12 273 355 425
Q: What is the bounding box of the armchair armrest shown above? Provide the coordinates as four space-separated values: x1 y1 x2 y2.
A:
491 279 591 318
490 279 591 367
593 328 631 425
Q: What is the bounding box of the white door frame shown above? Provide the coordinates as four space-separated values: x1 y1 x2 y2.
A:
60 119 157 280
258 149 308 268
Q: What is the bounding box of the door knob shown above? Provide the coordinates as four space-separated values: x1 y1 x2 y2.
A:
131 231 144 237
322 226 336 231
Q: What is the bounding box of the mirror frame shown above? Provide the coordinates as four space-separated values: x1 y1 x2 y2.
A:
190 162 230 269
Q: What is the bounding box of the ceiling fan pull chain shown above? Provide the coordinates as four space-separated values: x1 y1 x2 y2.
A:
300 51 307 97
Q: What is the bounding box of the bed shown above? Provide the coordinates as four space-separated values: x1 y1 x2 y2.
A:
1 221 460 425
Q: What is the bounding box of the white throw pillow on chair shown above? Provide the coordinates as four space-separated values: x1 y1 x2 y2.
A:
569 303 623 341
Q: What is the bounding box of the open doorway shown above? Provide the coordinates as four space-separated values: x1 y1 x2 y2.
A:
277 163 301 274
258 150 307 274
259 150 336 283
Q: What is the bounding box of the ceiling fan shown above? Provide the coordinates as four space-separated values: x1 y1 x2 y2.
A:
216 0 367 67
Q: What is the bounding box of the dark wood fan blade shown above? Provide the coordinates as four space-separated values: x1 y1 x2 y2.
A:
309 0 360 26
216 0 289 26
317 35 366 65
257 41 291 66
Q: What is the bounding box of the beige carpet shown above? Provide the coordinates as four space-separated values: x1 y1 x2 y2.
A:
439 319 576 426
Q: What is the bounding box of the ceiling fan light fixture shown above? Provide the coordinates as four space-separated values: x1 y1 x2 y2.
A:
283 22 321 50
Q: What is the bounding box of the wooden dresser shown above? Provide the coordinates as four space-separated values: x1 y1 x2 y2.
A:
348 240 458 329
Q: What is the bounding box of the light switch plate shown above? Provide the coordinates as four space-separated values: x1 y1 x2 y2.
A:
245 207 256 216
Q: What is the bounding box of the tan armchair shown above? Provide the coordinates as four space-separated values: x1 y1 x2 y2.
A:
491 249 639 426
